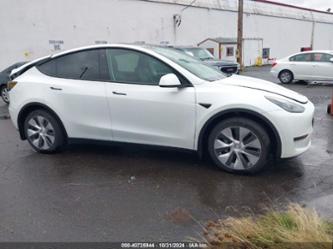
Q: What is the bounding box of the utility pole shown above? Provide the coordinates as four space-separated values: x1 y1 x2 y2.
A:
237 0 244 70
310 11 315 49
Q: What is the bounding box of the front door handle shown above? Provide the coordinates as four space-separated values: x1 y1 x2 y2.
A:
112 91 127 96
50 87 62 91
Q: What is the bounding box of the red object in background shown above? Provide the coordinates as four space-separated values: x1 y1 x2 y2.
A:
328 90 333 116
272 62 277 67
301 47 312 52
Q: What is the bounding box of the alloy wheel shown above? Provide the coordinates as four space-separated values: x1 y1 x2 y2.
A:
27 115 56 150
280 71 292 83
213 126 262 170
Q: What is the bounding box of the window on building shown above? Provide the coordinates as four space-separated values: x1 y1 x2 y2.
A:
106 49 174 85
262 48 270 59
226 47 234 56
37 49 109 81
207 48 215 56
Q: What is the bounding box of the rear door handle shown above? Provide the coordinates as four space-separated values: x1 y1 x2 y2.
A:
50 87 62 91
112 91 127 96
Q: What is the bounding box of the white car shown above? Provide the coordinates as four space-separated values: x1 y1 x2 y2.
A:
8 45 314 174
271 50 333 84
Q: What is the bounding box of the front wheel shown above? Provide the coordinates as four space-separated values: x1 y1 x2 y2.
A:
24 110 66 153
208 118 271 174
1 85 10 104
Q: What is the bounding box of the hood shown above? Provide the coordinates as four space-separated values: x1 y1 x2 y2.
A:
217 75 308 104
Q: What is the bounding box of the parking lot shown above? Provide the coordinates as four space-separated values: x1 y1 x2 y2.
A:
0 66 333 242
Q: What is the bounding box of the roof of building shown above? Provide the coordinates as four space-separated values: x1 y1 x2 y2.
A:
254 0 332 15
198 37 237 45
138 0 333 23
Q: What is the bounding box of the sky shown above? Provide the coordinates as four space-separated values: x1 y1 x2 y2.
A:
272 0 333 11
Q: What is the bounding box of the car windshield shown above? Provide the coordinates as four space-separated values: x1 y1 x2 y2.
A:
183 48 214 60
151 47 225 82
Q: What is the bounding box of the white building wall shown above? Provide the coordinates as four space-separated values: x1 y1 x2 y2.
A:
314 22 333 50
0 0 333 69
243 14 313 60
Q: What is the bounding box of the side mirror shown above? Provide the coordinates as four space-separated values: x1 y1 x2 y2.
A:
159 73 182 88
330 58 333 63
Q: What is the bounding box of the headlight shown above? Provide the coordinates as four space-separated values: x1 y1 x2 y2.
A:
265 96 305 113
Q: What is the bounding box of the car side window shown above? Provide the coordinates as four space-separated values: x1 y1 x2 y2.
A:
106 49 174 85
313 53 333 62
289 53 312 62
37 49 109 81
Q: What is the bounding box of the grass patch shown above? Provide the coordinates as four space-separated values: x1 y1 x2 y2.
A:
204 204 333 249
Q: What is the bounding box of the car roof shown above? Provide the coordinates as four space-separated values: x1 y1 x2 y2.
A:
10 44 206 83
290 50 333 56
50 44 152 58
11 44 154 77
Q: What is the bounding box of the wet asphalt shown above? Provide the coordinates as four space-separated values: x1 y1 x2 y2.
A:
0 66 333 242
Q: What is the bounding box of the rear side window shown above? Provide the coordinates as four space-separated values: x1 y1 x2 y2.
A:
313 53 333 62
289 53 312 62
37 49 109 81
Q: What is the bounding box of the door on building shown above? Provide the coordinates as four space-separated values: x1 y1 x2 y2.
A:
242 39 263 67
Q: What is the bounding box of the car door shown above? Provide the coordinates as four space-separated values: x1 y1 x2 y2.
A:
289 53 314 80
311 53 333 80
104 48 196 149
36 49 112 141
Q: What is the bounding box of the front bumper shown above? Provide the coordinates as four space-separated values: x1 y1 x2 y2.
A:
265 101 315 158
220 66 239 75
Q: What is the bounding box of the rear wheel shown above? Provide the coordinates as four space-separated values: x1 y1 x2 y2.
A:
24 110 66 153
1 85 9 104
278 70 293 84
208 118 271 174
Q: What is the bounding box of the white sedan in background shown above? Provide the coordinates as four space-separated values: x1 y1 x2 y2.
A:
271 50 333 84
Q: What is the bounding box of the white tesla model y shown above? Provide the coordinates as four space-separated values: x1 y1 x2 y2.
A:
8 45 314 173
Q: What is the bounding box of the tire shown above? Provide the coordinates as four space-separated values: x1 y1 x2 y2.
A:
208 118 271 174
24 109 66 153
1 85 10 104
278 70 293 84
